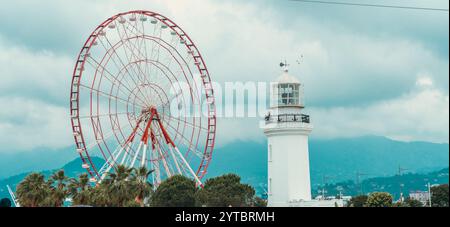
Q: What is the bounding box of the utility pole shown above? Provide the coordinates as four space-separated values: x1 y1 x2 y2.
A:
321 175 334 199
356 171 369 195
427 182 432 207
398 165 409 203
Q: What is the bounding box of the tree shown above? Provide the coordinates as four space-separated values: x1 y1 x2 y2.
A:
253 196 268 207
131 167 154 207
16 173 51 207
103 165 136 207
48 170 69 207
151 175 197 207
431 184 449 207
365 192 393 207
404 198 423 207
68 173 92 206
195 174 256 207
347 195 368 207
0 198 12 207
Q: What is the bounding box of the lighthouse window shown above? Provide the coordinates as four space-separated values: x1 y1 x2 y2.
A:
278 84 300 106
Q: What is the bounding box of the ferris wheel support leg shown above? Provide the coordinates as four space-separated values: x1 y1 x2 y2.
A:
173 146 203 187
130 141 143 168
153 143 161 186
157 144 172 178
100 145 127 182
120 143 132 165
169 146 182 175
148 146 156 188
141 144 148 167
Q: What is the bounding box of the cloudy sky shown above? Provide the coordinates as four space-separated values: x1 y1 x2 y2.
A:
0 0 448 154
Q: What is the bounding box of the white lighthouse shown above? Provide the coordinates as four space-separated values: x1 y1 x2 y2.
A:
262 64 313 207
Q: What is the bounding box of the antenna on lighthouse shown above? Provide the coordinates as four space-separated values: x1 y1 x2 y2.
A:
279 60 290 72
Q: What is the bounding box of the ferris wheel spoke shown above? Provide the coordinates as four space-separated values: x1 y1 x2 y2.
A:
115 23 155 99
115 28 148 80
161 112 208 132
161 115 202 148
98 37 153 107
123 22 200 110
164 122 204 159
79 83 146 109
83 122 133 152
85 57 150 107
78 112 132 120
139 19 151 77
127 19 175 74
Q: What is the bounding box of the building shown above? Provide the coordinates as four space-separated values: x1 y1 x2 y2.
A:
261 65 313 207
409 191 430 206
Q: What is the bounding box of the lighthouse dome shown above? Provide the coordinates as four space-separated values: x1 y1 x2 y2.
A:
276 70 301 84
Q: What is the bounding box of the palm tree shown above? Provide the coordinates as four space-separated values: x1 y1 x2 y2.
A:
132 167 154 207
16 173 50 207
104 165 135 206
68 173 92 206
49 170 68 207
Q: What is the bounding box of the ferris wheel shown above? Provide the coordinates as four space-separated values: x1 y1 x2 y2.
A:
70 10 216 187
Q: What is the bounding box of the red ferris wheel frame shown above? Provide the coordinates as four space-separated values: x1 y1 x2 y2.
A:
70 10 216 185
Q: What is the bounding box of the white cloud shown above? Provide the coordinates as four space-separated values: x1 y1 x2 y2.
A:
0 97 72 152
0 37 74 152
0 36 72 104
309 86 449 143
416 74 434 87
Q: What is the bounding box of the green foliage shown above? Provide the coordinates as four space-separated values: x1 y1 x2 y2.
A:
16 165 154 207
195 174 256 207
68 173 92 206
404 198 423 207
151 175 197 207
48 170 69 207
347 195 368 207
15 169 265 208
132 167 154 207
431 184 449 207
365 192 393 207
253 196 268 207
16 173 51 207
0 198 12 207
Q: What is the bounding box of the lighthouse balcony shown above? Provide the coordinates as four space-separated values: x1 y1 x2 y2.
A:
264 113 310 124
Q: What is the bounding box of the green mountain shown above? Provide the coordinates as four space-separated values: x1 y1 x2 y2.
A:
316 168 449 200
206 136 449 194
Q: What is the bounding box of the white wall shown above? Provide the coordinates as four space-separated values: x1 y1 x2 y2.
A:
265 124 312 207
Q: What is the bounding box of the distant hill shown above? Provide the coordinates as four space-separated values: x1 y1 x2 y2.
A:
1 136 448 199
206 136 449 194
0 147 78 179
317 168 449 200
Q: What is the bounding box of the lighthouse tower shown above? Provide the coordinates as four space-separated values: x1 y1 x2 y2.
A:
262 63 313 207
